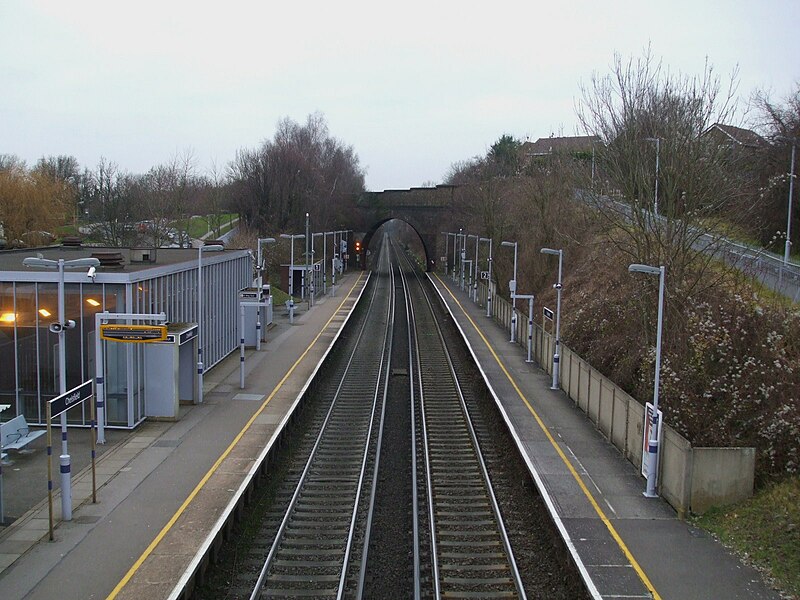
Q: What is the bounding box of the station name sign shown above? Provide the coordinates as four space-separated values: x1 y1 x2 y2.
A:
50 380 93 419
100 324 168 343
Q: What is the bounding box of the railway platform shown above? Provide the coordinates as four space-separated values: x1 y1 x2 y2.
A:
0 271 367 600
428 272 781 600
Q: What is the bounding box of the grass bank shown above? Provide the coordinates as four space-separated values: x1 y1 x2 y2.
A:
693 477 800 599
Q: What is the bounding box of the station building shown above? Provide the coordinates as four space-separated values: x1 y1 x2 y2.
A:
0 244 251 429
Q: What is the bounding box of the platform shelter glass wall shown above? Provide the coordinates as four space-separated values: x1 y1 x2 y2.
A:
0 280 121 425
1 251 251 429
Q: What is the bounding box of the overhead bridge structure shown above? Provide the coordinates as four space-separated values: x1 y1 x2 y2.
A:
356 185 458 271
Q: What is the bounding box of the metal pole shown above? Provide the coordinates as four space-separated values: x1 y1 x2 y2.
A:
95 313 105 444
197 247 204 404
57 259 72 521
442 233 449 276
629 263 666 498
511 243 517 343
304 214 310 303
239 304 245 389
473 235 479 302
527 296 533 363
487 238 493 318
552 250 563 390
644 265 666 498
785 140 796 266
654 138 660 215
323 231 328 294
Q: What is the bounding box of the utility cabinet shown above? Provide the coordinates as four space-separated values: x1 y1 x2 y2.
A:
143 323 198 419
239 286 272 347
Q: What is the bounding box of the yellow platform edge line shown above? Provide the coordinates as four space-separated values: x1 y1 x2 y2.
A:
433 273 662 600
106 273 365 600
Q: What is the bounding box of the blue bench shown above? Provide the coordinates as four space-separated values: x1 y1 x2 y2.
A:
1 415 46 454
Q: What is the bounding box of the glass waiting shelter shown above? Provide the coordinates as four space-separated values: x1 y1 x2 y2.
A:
0 245 251 429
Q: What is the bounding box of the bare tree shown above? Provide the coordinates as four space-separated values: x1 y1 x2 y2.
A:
577 49 749 298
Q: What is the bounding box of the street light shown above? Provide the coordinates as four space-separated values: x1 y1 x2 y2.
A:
480 237 493 317
777 136 797 266
441 232 453 277
628 262 666 498
197 244 223 404
256 237 276 288
468 234 480 302
280 233 305 298
500 240 518 343
646 137 660 215
22 255 101 521
541 247 563 390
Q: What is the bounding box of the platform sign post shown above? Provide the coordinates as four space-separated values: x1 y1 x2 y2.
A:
515 294 535 363
46 380 95 540
641 402 663 480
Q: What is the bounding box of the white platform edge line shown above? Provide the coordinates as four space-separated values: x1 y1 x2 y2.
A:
426 273 603 600
167 272 371 600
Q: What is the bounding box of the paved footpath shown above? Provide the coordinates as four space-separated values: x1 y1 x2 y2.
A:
429 271 782 600
0 272 366 600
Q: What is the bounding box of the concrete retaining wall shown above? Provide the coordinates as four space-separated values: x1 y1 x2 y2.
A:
473 282 754 516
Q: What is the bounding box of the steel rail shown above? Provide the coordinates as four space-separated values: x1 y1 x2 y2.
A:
398 243 527 598
249 248 394 599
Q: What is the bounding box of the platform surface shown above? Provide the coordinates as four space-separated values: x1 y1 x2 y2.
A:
0 273 366 600
429 272 781 600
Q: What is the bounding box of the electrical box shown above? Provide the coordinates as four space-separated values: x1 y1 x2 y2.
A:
239 287 272 347
144 323 198 419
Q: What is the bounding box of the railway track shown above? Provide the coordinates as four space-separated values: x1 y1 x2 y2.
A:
396 244 527 599
249 245 395 599
201 233 585 600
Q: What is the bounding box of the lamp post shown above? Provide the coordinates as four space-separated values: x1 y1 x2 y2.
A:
441 232 451 276
256 237 276 288
22 255 101 521
468 234 480 302
628 262 665 498
779 136 797 266
541 248 563 390
197 244 223 404
452 232 458 282
501 240 518 343
646 137 660 215
280 234 305 295
480 237 493 317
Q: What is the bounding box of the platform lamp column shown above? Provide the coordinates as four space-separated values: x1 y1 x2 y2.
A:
441 232 450 277
646 137 660 215
280 233 305 324
541 247 563 390
22 255 101 522
468 234 479 302
257 237 276 350
197 244 223 404
501 240 518 343
628 263 666 498
480 237 493 317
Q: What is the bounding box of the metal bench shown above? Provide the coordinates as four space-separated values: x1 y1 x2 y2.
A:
1 414 46 453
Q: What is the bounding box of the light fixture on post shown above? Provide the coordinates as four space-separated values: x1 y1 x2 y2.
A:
500 240 518 343
22 255 101 522
468 234 479 302
628 262 666 498
280 233 305 324
541 247 564 390
480 237 493 317
256 237 276 289
777 135 797 269
645 137 660 215
197 244 223 404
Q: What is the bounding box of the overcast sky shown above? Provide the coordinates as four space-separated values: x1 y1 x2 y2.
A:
2 0 798 191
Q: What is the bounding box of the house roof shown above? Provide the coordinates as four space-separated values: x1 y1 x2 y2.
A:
520 135 602 157
704 123 768 149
